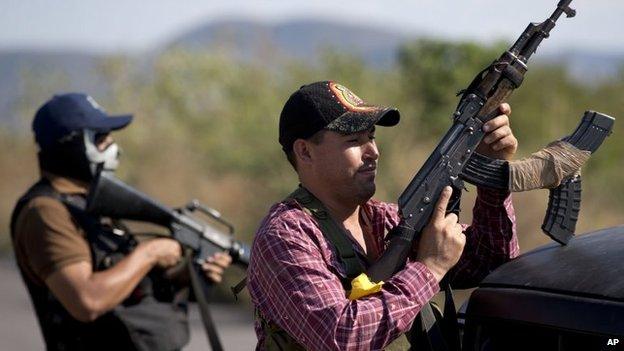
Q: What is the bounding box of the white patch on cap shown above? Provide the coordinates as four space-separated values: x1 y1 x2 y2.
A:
86 95 106 112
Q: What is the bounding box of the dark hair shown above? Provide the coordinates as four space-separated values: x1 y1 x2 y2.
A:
285 130 326 170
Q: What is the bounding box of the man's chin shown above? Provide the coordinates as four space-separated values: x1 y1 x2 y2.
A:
355 183 376 204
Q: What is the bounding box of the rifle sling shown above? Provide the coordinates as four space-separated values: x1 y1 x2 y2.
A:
442 281 461 351
187 259 224 351
229 186 363 296
287 186 364 283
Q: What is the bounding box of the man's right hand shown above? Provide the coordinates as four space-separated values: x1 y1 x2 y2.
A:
416 186 466 283
143 238 182 268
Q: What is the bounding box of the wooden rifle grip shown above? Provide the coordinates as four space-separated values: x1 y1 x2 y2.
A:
480 79 515 122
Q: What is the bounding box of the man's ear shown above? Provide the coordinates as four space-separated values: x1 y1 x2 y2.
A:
293 139 313 166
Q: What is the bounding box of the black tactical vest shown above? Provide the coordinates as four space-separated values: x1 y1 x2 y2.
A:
10 179 190 351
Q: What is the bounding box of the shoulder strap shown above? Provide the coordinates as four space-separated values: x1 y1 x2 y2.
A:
231 186 364 296
187 258 224 351
10 178 94 237
287 186 364 283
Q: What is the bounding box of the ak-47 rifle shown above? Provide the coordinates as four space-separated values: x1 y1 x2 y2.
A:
368 0 617 293
368 2 614 349
396 0 612 246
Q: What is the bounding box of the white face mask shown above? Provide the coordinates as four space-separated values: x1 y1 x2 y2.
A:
83 129 120 174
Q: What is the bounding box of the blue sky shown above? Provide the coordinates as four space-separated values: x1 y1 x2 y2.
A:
1 0 622 54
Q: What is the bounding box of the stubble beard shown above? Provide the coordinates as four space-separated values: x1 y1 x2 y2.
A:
353 177 376 204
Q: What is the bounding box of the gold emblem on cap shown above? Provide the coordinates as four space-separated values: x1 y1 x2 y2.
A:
329 82 378 112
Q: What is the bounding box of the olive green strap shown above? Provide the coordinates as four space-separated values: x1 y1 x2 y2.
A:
253 187 365 350
287 187 364 283
230 186 364 297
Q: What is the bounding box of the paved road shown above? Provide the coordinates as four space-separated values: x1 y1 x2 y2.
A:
0 259 257 350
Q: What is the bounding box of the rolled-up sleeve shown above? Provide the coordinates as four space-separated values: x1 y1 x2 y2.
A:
448 187 519 288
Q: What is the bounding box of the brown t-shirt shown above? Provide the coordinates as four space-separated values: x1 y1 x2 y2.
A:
13 174 92 286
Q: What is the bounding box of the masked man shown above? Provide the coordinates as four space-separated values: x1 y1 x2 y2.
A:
248 81 519 350
10 93 232 351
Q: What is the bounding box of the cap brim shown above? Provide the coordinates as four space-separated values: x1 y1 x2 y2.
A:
325 107 400 135
88 114 133 132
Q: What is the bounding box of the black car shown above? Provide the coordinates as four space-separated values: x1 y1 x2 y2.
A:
462 225 624 351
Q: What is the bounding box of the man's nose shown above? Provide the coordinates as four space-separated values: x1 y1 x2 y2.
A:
363 140 379 161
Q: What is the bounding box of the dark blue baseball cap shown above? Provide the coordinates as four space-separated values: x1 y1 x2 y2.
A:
32 93 133 149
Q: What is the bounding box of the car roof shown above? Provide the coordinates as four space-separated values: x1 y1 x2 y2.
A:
466 225 624 336
480 225 624 301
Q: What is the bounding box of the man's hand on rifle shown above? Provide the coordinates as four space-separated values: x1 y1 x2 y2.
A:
201 252 232 283
476 103 518 160
145 238 183 268
416 186 466 283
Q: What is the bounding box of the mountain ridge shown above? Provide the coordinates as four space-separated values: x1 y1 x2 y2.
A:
2 18 622 128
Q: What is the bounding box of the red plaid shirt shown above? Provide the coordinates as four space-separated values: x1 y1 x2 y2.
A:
248 188 518 350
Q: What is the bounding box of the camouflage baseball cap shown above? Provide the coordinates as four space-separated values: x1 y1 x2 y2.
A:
278 81 400 151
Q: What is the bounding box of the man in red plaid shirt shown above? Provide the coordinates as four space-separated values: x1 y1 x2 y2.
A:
248 81 519 350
